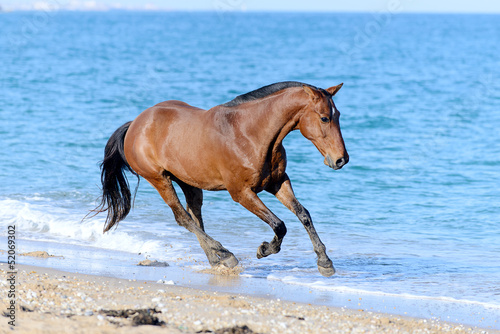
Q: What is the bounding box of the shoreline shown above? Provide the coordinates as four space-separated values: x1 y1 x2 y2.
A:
1 239 499 332
5 239 500 329
2 263 494 334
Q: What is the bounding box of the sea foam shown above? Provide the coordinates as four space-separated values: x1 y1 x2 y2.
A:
0 199 170 261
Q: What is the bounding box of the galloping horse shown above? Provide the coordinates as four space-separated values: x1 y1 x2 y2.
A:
93 81 348 277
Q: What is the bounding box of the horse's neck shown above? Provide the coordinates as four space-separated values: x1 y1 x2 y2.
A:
258 89 306 145
237 89 306 155
213 88 306 149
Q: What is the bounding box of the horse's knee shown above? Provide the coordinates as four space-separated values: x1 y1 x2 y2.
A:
274 221 287 238
298 209 312 228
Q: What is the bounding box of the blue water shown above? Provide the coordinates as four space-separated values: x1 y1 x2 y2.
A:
1 11 499 324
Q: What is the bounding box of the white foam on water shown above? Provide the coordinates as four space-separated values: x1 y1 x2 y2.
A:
0 199 181 262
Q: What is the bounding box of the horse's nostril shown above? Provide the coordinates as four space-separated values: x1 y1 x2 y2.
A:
335 157 346 168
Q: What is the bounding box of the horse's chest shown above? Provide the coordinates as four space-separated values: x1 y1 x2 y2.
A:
253 148 287 191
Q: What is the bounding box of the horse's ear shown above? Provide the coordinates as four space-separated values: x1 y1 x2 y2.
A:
326 83 343 97
303 85 321 101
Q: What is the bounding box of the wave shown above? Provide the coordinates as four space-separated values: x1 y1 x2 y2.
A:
0 199 169 260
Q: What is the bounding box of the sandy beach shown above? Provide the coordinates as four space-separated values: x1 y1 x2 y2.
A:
1 262 495 334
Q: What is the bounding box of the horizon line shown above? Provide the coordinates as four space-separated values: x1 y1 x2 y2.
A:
2 7 500 15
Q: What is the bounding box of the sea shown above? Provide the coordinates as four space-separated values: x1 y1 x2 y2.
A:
1 11 499 329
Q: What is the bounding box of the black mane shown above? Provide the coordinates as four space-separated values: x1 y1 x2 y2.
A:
222 81 319 107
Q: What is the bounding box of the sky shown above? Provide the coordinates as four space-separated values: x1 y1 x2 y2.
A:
2 0 500 13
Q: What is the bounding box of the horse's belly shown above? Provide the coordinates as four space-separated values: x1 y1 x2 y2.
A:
160 149 227 191
172 167 227 191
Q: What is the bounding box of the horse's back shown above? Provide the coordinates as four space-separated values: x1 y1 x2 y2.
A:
130 99 206 131
155 100 204 111
147 100 206 120
124 100 227 189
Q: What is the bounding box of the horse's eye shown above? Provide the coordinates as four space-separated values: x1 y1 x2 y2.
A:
320 117 329 123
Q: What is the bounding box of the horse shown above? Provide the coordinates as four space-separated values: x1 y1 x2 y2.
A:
92 81 348 277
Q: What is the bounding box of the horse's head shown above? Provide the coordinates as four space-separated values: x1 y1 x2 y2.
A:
298 84 349 170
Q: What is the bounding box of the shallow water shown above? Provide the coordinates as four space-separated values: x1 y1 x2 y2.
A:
1 11 499 327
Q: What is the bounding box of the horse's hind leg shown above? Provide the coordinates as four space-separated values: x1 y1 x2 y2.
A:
177 181 221 265
149 173 238 268
177 181 204 231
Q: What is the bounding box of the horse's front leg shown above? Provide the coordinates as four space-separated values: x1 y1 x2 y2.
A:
230 188 287 259
268 175 335 277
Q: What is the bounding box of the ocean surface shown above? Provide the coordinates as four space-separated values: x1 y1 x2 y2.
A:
1 11 499 327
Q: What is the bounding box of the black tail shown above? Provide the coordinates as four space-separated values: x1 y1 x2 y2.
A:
91 121 139 232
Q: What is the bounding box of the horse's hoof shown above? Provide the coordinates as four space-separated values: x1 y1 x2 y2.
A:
318 264 335 277
220 253 239 268
256 242 270 259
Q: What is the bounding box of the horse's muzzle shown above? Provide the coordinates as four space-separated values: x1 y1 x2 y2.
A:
325 154 349 170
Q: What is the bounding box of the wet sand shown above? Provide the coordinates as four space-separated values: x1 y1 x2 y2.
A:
1 263 493 334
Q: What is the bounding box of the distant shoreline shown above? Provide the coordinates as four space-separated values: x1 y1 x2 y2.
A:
2 8 500 14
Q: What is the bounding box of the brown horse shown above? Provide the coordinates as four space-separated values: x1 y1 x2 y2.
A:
93 81 348 277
